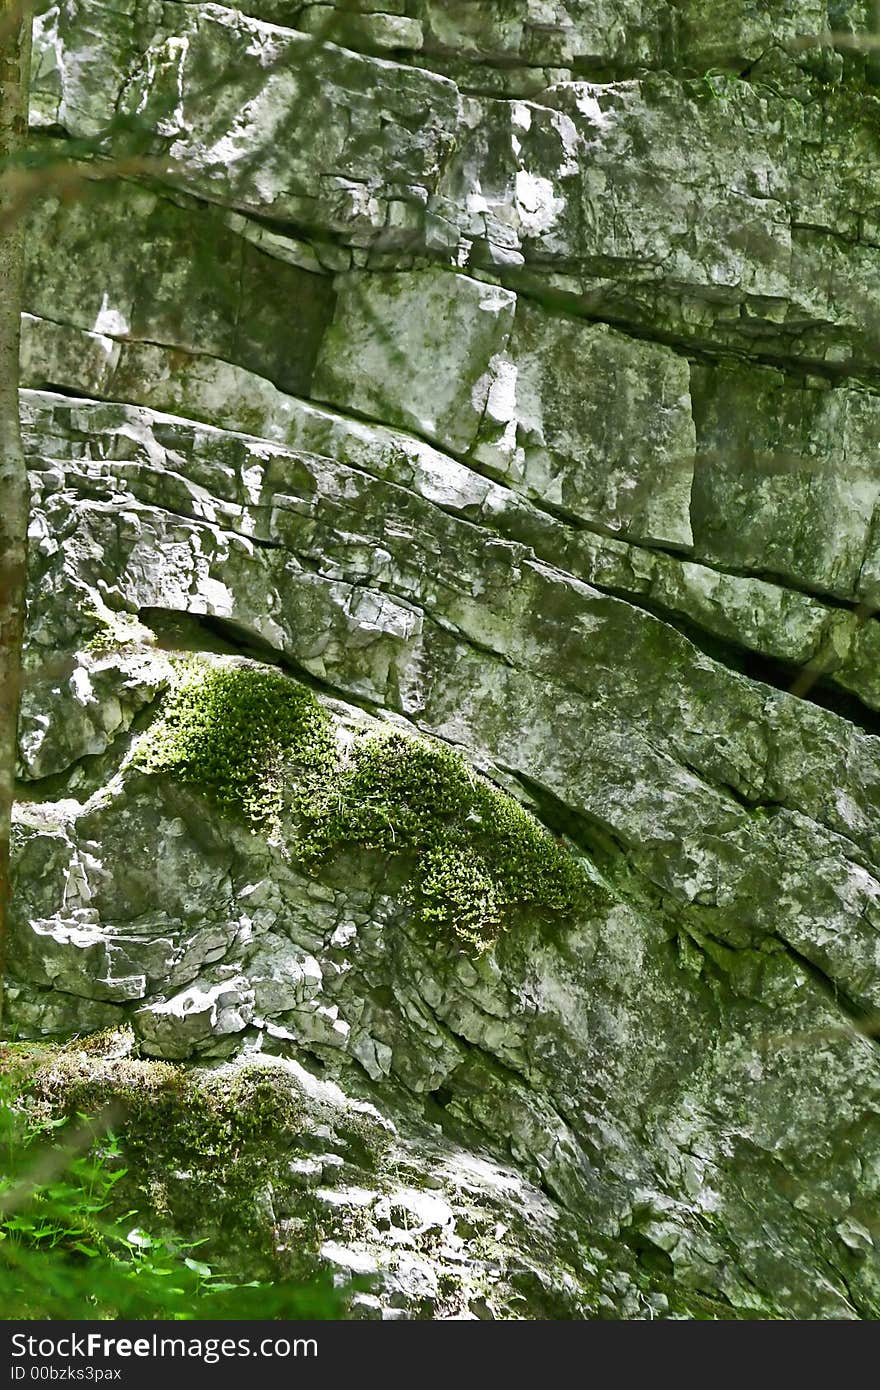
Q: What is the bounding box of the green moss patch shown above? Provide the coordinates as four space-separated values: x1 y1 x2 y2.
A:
295 730 596 950
134 660 336 831
136 662 598 951
0 1041 347 1311
31 1053 307 1215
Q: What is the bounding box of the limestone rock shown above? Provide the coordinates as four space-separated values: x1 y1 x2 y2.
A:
313 268 517 454
10 0 880 1321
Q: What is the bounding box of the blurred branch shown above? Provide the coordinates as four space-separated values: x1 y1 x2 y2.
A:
0 4 347 232
790 32 880 52
763 1015 880 1053
0 1101 125 1217
789 599 880 700
0 154 174 235
0 0 24 49
692 447 842 477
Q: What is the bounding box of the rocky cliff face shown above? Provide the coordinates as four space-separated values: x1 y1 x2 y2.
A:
9 0 880 1317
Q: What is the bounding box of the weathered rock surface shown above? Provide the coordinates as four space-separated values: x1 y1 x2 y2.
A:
10 0 880 1318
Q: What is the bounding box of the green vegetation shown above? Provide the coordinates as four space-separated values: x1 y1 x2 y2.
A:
0 1042 341 1319
35 1044 383 1220
295 729 595 950
137 661 597 951
134 661 336 831
83 607 149 655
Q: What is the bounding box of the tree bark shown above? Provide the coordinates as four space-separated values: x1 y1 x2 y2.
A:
0 0 31 1025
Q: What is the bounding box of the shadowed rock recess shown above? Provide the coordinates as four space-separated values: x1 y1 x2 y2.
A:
10 0 880 1319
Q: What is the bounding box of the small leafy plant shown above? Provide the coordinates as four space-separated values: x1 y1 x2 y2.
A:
0 1062 339 1320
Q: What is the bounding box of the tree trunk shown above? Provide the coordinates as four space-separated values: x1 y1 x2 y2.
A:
0 0 31 1025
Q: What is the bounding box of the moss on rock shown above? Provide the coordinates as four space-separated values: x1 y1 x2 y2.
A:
294 729 597 950
0 1038 360 1302
136 662 596 950
134 660 336 832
